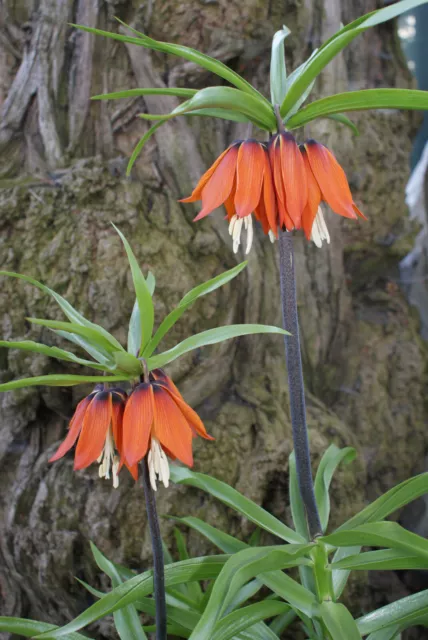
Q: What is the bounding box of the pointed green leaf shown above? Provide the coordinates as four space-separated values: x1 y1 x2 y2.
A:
212 601 287 640
366 627 401 640
170 466 304 544
0 617 92 639
33 555 228 638
113 351 142 376
181 108 250 123
0 270 123 351
90 543 147 640
325 113 360 135
54 330 114 366
74 22 264 102
287 89 428 129
169 516 246 554
144 261 248 356
91 88 197 100
126 121 165 176
314 444 356 533
0 340 109 371
357 589 428 636
0 374 127 392
280 0 428 118
139 86 276 131
331 548 428 571
116 19 266 103
113 225 154 354
331 546 361 599
147 324 288 369
323 522 428 562
338 472 428 531
190 545 313 638
289 452 309 540
173 528 203 606
320 602 361 640
270 27 290 105
146 271 156 295
127 300 141 356
27 318 122 355
269 610 297 635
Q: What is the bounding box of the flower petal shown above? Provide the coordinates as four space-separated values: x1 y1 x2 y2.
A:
74 392 112 470
300 146 322 240
269 136 294 231
193 145 240 221
179 145 234 203
152 385 193 467
305 140 357 219
49 395 93 463
111 391 125 453
161 386 214 441
261 149 278 236
234 141 265 218
279 133 307 229
122 383 154 467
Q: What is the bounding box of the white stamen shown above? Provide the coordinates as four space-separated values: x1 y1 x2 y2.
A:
228 214 254 254
310 206 330 248
98 425 120 488
245 215 253 254
268 230 276 243
147 438 170 491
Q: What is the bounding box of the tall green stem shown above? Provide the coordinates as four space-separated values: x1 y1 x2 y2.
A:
278 230 322 540
142 458 167 640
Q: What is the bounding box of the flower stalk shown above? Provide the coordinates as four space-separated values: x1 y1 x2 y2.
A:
141 457 167 640
278 230 322 539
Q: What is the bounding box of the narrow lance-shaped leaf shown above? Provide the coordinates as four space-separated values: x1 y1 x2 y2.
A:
0 618 92 640
337 472 428 531
357 589 428 636
75 22 265 102
27 318 122 355
212 601 288 640
0 374 128 392
143 261 248 356
322 521 428 562
113 224 154 354
190 545 313 639
126 121 165 176
270 27 290 105
139 86 277 132
0 340 110 372
287 89 428 129
170 466 304 544
320 602 361 640
90 543 147 640
0 270 123 352
331 548 428 572
280 0 428 118
314 444 356 533
148 324 288 370
91 88 197 100
33 556 229 639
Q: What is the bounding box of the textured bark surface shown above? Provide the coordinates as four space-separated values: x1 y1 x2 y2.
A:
0 0 426 638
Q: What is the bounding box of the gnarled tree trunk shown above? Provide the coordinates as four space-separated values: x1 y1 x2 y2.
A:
0 1 425 637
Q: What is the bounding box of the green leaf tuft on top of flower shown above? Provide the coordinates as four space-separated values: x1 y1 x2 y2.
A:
77 0 428 251
0 227 287 487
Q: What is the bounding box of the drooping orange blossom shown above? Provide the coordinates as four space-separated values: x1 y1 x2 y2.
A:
50 371 212 490
181 134 365 251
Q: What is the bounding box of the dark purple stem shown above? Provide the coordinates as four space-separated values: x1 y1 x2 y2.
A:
278 230 322 539
142 458 167 639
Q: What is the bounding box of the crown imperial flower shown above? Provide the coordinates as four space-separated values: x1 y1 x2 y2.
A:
122 369 213 490
49 385 136 487
181 139 278 254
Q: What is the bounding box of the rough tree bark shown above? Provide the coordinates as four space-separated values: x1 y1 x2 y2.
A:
0 1 426 638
